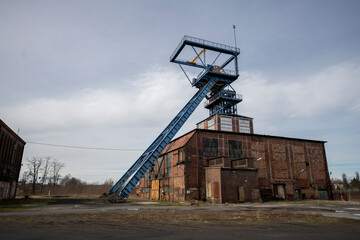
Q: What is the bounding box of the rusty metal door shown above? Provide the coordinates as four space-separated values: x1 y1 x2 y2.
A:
238 186 245 202
151 180 160 200
277 185 285 199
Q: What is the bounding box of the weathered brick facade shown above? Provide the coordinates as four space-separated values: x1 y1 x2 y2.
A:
136 115 332 203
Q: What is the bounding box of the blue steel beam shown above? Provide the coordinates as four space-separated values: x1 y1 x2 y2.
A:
172 60 207 69
221 55 235 69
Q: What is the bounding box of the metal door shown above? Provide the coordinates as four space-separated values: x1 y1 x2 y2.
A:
238 186 245 202
318 190 329 200
151 180 160 200
295 189 301 200
206 182 212 198
277 185 285 199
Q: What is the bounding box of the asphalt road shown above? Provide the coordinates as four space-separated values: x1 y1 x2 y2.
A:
1 224 360 240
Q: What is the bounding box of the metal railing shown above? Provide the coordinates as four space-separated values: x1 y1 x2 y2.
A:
191 67 237 85
204 93 242 107
171 35 240 60
212 68 237 76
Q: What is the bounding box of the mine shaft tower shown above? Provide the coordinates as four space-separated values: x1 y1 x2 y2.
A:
110 35 241 198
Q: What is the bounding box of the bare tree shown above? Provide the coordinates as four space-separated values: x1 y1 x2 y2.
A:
50 159 65 186
103 179 114 186
40 156 51 185
27 157 43 194
20 171 31 195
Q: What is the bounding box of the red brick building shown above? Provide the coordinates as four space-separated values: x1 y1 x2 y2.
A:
136 114 332 203
0 119 26 199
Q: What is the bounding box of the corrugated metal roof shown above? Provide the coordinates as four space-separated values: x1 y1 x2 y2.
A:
160 130 196 155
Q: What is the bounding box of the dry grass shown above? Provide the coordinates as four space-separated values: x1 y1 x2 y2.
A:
0 210 354 229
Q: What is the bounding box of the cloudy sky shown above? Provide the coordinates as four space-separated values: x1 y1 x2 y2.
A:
1 0 359 183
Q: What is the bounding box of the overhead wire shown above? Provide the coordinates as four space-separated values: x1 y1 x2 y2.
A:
26 141 144 151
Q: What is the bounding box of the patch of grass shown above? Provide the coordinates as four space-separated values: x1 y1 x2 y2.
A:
0 198 55 212
126 198 189 206
0 197 104 212
1 210 355 227
153 200 189 206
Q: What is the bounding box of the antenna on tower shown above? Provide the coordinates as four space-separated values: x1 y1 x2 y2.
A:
233 25 237 49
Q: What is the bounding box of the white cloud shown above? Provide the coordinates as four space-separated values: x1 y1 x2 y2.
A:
235 62 360 120
3 63 360 182
1 67 198 182
1 67 192 132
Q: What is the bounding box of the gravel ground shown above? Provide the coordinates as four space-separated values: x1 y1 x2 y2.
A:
0 198 359 240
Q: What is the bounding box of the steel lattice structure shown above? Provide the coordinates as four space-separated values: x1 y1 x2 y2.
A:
110 36 241 198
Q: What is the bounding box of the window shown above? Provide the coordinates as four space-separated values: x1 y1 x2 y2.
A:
203 138 218 157
178 148 185 163
239 119 250 133
165 153 172 178
220 117 233 132
144 171 149 181
158 157 164 179
151 170 155 180
208 119 215 130
229 140 242 158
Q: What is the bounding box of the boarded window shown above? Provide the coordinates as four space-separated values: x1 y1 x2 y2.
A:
165 153 172 178
203 138 218 157
229 140 242 158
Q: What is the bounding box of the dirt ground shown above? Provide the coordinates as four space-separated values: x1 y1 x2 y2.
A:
1 197 360 240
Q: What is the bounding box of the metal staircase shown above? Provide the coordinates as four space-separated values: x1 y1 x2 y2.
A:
109 77 217 197
110 35 240 198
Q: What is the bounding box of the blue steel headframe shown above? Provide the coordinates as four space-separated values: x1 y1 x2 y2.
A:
170 35 242 117
109 36 241 198
170 36 240 80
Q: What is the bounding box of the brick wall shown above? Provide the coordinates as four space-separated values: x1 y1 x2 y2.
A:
135 128 331 202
